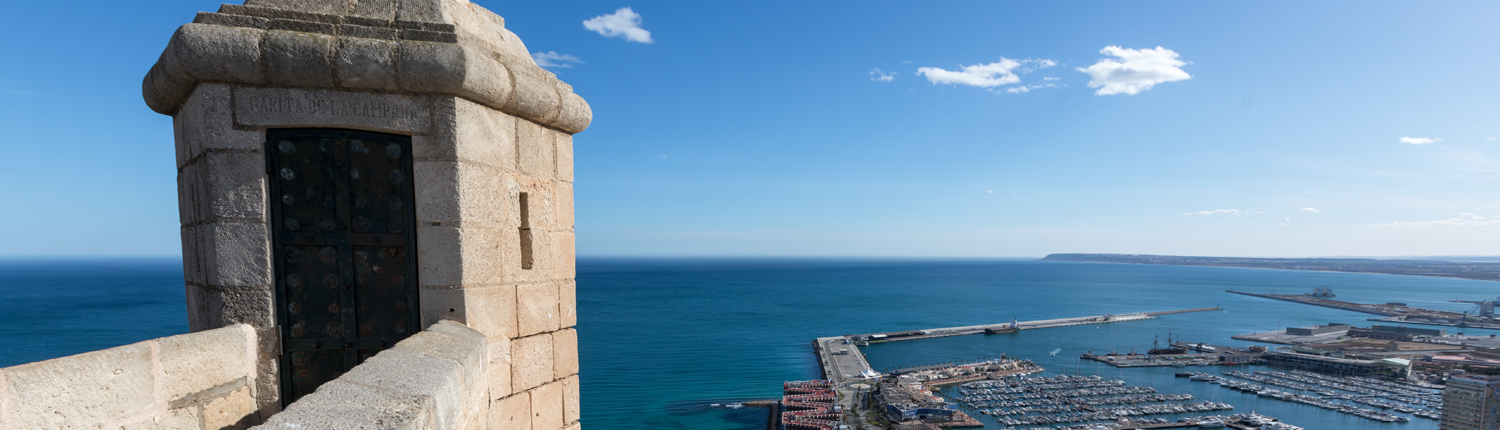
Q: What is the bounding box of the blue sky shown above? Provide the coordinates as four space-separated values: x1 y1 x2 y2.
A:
2 1 1498 257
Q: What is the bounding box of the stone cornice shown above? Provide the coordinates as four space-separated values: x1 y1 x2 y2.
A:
143 2 591 134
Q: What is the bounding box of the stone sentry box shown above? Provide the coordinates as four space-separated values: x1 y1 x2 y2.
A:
143 0 586 426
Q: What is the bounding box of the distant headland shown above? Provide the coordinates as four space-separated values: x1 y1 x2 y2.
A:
1041 253 1500 282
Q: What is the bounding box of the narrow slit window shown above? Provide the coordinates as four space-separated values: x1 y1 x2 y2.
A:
519 192 533 269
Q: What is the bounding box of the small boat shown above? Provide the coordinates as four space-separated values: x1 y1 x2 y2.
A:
1176 372 1194 377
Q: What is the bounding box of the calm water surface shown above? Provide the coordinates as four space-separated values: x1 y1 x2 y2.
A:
5 257 1496 430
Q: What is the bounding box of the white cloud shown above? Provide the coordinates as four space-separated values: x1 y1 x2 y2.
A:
1301 207 1319 213
531 51 584 69
1043 77 1061 81
583 7 653 43
870 68 897 82
1185 209 1248 216
1400 137 1440 145
1489 137 1497 141
1077 46 1191 95
1372 213 1500 227
916 58 1056 89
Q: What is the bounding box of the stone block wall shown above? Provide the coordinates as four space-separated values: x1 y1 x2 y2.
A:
415 97 580 430
0 325 261 430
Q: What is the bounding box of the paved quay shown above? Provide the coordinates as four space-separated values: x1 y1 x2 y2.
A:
854 307 1222 344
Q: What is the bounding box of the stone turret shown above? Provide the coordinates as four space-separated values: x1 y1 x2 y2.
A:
144 0 586 427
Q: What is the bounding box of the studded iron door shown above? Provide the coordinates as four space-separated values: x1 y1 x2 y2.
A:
266 129 420 405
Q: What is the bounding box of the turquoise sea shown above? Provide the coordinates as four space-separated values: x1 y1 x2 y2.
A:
5 257 1498 429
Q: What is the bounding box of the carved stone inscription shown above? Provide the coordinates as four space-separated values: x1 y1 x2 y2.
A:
233 87 432 134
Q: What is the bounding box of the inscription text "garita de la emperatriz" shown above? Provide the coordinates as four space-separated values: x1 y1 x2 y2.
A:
248 97 421 120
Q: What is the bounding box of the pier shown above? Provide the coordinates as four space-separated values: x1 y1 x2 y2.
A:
813 308 1225 385
852 307 1223 344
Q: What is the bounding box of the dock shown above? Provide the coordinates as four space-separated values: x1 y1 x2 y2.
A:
852 307 1222 344
1082 342 1264 368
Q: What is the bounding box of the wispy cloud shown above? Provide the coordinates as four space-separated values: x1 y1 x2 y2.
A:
583 7 653 43
1301 207 1319 213
870 68 897 82
1489 137 1496 141
1185 209 1255 216
1006 82 1063 94
1372 213 1500 227
1280 217 1291 226
532 51 584 69
1400 136 1440 145
917 58 1056 91
1077 46 1191 95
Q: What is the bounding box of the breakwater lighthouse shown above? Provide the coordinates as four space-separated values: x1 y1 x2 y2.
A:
142 0 587 427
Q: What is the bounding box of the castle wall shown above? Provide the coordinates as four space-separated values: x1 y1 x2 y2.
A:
0 325 261 430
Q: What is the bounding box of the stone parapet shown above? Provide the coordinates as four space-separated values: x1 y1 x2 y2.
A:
143 0 592 134
251 321 493 430
248 320 579 430
0 325 261 430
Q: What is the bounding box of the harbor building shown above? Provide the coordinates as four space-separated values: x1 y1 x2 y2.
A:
1262 347 1411 378
1440 375 1500 430
1285 323 1349 336
1347 324 1446 341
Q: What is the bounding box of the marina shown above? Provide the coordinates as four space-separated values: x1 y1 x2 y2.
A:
953 375 1235 427
1184 369 1442 423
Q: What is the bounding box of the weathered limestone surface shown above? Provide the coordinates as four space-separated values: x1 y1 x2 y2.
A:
528 381 563 430
0 325 260 430
150 1 584 428
249 321 498 430
491 391 530 430
233 86 435 133
562 375 580 425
